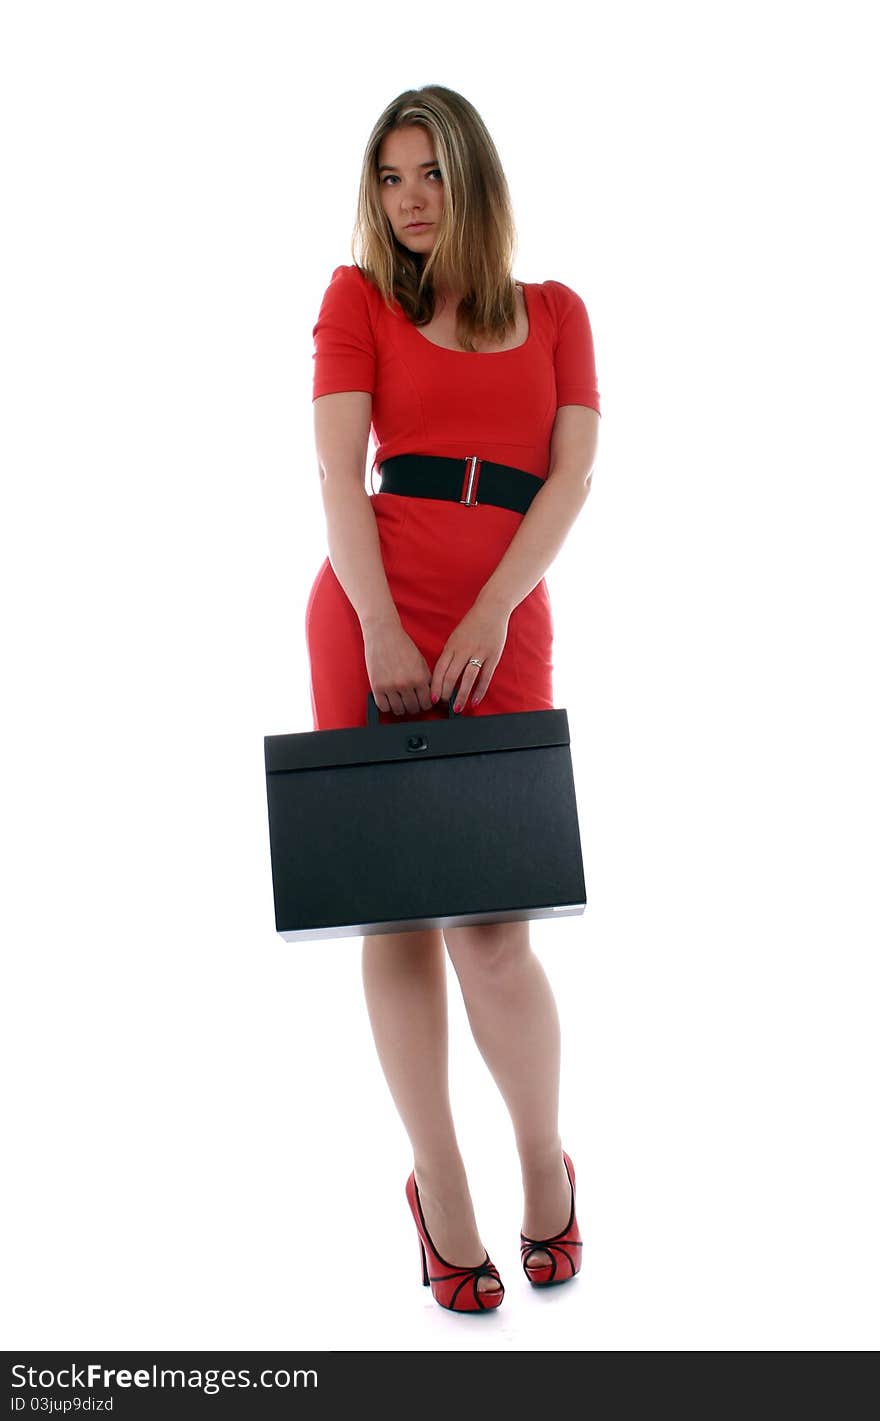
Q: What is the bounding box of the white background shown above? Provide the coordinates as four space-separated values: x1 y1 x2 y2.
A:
2 0 878 1352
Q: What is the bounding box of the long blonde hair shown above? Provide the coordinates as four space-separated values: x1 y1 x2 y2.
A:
351 85 519 352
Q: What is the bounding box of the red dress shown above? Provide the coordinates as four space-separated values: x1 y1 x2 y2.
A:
305 265 601 731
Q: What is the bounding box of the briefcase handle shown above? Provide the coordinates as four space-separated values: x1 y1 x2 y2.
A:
366 692 459 725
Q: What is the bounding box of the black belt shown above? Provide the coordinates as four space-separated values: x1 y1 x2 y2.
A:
377 453 543 514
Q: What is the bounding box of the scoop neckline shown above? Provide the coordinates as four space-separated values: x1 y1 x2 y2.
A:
411 282 533 357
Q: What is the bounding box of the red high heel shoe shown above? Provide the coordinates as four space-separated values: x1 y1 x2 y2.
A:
520 1150 582 1287
405 1172 504 1312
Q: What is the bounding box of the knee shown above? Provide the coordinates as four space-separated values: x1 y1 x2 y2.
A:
443 920 532 981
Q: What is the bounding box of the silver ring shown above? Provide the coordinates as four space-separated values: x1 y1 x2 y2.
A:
468 657 483 668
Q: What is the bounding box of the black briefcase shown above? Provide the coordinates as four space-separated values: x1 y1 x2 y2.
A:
264 693 587 942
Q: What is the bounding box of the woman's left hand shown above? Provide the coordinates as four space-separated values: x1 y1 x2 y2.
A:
430 597 511 711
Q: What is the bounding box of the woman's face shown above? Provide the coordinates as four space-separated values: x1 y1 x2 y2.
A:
377 125 444 253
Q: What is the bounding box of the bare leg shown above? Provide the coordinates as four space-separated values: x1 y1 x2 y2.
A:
443 920 573 1269
361 928 501 1294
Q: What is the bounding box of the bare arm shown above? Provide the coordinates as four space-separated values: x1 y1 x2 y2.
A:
428 405 600 711
313 391 432 714
313 391 402 630
476 405 600 615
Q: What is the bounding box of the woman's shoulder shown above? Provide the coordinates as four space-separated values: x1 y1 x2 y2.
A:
530 277 590 314
320 263 373 296
320 263 388 317
526 280 595 351
327 262 368 282
314 264 383 337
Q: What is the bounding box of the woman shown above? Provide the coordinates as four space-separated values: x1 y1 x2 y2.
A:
305 85 601 1313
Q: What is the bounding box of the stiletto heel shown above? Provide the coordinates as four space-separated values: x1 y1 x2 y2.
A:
419 1237 429 1286
406 1171 504 1312
520 1150 583 1287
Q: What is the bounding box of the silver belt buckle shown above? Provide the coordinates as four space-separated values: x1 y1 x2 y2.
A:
459 455 482 506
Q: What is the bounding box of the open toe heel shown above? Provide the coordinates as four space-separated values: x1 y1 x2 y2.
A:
520 1149 582 1287
406 1172 504 1312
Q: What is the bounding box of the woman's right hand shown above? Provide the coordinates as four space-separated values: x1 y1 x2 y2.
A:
362 616 434 716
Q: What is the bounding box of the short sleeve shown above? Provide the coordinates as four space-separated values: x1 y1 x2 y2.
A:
312 265 376 400
547 281 601 415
